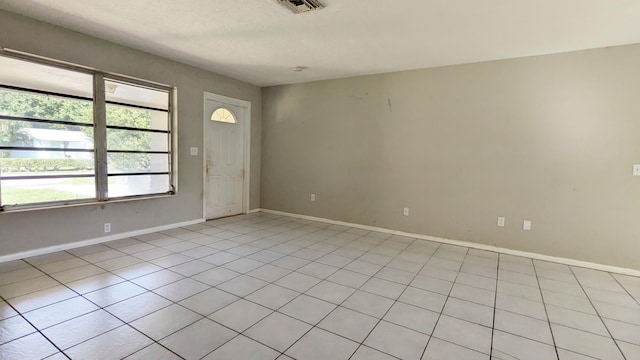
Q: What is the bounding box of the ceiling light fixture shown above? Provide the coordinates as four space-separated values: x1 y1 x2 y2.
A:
276 0 325 14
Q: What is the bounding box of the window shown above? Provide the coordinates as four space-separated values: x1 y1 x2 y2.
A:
210 108 236 124
0 52 175 210
104 79 172 198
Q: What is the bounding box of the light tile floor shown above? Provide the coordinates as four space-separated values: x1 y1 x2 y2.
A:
1 213 639 359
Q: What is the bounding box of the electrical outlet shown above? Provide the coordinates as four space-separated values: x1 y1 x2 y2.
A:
403 207 409 216
311 193 316 201
523 220 532 231
497 217 505 227
190 147 198 156
633 164 640 176
104 223 111 233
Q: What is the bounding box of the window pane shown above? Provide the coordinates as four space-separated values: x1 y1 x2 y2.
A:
105 80 169 110
1 150 94 175
108 174 170 198
107 129 168 152
107 153 169 174
1 143 95 206
0 120 93 150
106 104 168 131
1 177 95 206
0 90 93 124
0 55 93 98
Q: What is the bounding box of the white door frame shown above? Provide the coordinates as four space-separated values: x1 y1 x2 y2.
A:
202 92 251 220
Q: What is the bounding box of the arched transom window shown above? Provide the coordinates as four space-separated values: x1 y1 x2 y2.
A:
210 108 236 124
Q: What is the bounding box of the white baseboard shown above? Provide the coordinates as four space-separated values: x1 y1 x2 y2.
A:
6 208 638 278
258 209 640 277
0 218 205 264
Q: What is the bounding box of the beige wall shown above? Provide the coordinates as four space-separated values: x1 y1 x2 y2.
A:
0 10 262 255
262 44 640 270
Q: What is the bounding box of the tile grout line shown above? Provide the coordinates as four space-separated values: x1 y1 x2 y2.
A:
3 217 443 359
609 273 640 308
240 225 402 359
181 214 640 359
290 222 640 344
259 210 640 279
191 217 370 359
21 255 116 353
56 214 300 359
427 255 505 354
116 216 318 358
0 291 71 359
3 213 639 359
18 227 277 359
318 235 439 360
26 256 188 360
418 246 471 359
6 219 461 359
230 228 406 359
267 241 465 348
145 215 367 359
346 236 441 359
568 266 628 360
532 257 560 360
2 214 283 358
488 252 500 359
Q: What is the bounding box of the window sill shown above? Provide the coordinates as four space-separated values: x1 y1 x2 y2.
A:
0 193 176 214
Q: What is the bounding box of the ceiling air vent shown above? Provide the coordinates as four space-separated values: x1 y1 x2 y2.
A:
276 0 325 14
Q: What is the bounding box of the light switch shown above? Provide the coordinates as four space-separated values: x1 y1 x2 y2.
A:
190 147 198 156
634 164 640 176
523 220 532 231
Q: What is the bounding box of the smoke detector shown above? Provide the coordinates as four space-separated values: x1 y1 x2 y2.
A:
276 0 325 14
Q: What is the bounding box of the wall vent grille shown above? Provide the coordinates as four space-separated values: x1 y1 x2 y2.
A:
276 0 325 14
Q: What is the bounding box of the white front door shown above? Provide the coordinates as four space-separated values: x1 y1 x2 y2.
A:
204 94 246 219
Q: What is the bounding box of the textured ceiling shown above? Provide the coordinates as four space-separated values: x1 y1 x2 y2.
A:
1 0 640 86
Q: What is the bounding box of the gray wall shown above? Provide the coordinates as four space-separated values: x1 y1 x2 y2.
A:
262 44 640 270
0 10 262 255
